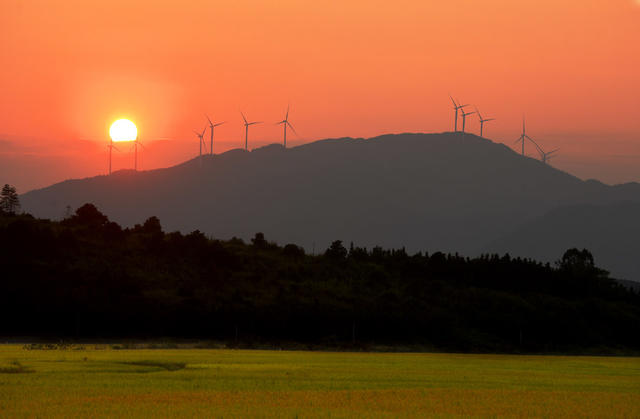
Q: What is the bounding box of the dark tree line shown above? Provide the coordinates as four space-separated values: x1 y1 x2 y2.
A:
1 203 639 353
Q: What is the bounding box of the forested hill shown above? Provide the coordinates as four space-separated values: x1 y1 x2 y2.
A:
1 205 639 354
20 132 640 281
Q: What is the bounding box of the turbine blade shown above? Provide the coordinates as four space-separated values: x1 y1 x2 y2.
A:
112 145 121 152
450 95 457 107
205 114 213 125
214 122 226 127
240 111 248 124
287 121 299 136
286 104 290 120
525 136 543 152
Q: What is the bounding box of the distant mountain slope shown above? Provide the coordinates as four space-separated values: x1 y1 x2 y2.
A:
20 133 640 279
483 201 640 281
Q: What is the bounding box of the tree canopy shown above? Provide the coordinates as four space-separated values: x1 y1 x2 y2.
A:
1 204 638 353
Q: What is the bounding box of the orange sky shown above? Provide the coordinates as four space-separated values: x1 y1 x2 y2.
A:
1 0 639 192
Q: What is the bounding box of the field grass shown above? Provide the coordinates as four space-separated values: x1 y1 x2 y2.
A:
1 345 639 417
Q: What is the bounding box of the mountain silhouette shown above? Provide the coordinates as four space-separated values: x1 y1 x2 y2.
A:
484 201 640 281
20 133 640 280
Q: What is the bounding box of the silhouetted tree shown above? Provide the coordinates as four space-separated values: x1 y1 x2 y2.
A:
0 184 20 214
325 240 348 260
252 232 267 248
283 243 305 259
141 216 163 235
558 248 596 275
69 203 109 228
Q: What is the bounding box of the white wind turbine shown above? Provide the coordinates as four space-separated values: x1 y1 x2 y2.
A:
514 117 540 156
461 109 476 134
107 141 121 175
194 126 207 158
450 96 469 132
476 107 496 138
206 115 225 155
241 111 261 150
539 147 559 164
132 138 146 171
277 105 298 148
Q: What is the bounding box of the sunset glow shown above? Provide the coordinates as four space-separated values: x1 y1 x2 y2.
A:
109 119 137 142
1 0 639 191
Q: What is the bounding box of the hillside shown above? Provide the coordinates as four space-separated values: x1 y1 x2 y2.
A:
1 208 639 352
20 132 640 280
484 201 640 280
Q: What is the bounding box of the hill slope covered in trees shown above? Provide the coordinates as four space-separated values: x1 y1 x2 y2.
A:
1 206 639 353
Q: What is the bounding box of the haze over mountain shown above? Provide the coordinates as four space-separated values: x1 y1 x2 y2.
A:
20 133 640 281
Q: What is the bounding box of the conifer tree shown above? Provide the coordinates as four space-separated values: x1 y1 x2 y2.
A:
0 184 20 214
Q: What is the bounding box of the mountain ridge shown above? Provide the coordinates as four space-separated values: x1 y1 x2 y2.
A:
20 132 640 279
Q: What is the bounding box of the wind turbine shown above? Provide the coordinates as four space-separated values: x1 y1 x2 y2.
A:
461 109 476 134
241 112 261 150
476 107 496 137
277 105 298 148
206 115 225 155
107 141 120 175
131 138 146 171
514 117 540 156
539 147 559 164
450 96 469 132
194 126 207 158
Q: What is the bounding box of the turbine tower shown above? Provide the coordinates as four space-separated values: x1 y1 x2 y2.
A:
206 115 225 155
277 105 298 148
450 96 469 132
107 141 120 175
461 109 475 134
194 127 207 158
241 112 261 150
476 107 495 137
514 117 540 156
132 138 145 171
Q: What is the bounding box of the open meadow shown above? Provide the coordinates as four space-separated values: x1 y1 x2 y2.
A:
1 345 639 417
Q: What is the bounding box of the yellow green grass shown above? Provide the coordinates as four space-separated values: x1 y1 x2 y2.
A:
1 345 639 417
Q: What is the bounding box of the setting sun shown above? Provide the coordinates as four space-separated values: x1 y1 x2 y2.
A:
109 119 137 142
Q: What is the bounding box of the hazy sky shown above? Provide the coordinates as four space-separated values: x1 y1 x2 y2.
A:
1 0 639 192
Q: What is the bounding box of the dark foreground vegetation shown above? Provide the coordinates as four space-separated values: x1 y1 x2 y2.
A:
1 204 639 353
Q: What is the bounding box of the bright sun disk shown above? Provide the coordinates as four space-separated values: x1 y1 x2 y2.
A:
109 119 137 142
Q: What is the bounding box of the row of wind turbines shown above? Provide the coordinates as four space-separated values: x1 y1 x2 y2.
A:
194 106 297 158
450 96 558 164
107 99 559 174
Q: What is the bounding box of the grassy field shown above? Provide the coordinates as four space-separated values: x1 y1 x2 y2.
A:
1 345 639 417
